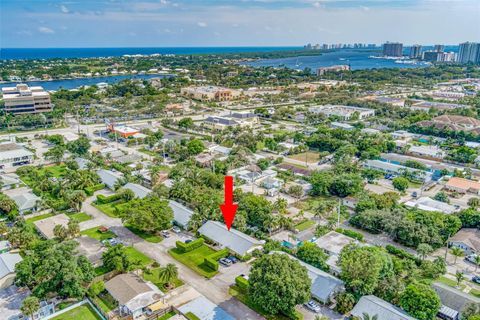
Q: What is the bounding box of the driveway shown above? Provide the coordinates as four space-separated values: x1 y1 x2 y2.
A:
79 193 263 320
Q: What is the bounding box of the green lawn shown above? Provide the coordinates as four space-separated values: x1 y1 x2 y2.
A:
94 265 110 276
126 225 163 243
294 220 315 232
94 292 117 313
25 213 55 226
51 304 102 320
169 245 218 278
159 311 177 320
93 201 124 218
143 267 184 292
229 285 303 320
436 276 466 290
68 212 92 222
125 246 154 267
80 227 116 241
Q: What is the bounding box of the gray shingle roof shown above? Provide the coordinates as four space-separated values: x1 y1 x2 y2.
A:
433 282 480 312
271 251 344 304
169 200 194 228
198 220 264 256
96 169 123 189
351 295 416 320
0 253 22 279
10 192 40 211
123 183 151 199
178 296 235 320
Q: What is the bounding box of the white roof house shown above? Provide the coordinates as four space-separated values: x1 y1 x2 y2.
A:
0 143 34 169
123 183 151 199
198 221 265 256
408 145 446 159
0 173 21 190
96 169 124 189
169 200 194 229
0 253 22 289
351 295 416 320
271 251 344 304
10 191 40 214
404 197 458 214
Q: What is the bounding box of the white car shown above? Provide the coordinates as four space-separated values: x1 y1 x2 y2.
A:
304 300 321 313
172 226 181 233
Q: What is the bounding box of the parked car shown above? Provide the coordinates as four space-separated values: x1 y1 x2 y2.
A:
472 276 480 284
304 300 321 313
160 230 170 238
219 258 232 267
412 191 418 198
227 256 238 264
102 238 119 246
185 239 193 244
466 254 478 264
172 226 181 233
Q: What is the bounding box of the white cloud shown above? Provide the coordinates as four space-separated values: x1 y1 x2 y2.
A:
197 21 207 27
38 26 55 34
312 2 324 8
60 5 70 14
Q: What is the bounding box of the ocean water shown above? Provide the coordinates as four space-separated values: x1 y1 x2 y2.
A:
0 46 301 60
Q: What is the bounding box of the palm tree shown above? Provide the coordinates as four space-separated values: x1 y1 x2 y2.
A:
158 263 178 289
456 271 465 287
362 313 379 320
475 255 480 273
21 296 39 320
451 247 465 264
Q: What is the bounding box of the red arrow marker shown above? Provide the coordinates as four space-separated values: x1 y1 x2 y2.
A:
220 176 238 231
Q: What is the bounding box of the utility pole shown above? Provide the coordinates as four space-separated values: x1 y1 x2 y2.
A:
444 233 451 261
337 198 341 228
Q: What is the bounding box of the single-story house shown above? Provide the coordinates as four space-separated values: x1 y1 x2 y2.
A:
75 236 105 267
350 295 416 320
33 213 70 240
74 157 90 170
208 145 232 156
0 253 22 289
198 221 265 257
105 273 164 320
449 228 480 255
0 174 21 191
444 177 480 195
114 154 142 165
314 231 361 275
96 169 124 189
433 282 480 320
0 241 10 253
271 251 344 304
404 197 459 214
178 296 234 320
407 144 446 160
9 191 41 215
122 182 152 199
169 200 194 229
330 122 354 131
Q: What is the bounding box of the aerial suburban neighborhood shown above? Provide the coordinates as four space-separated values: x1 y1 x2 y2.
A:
1 1 480 319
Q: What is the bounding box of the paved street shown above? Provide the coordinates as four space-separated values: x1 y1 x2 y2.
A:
80 192 264 320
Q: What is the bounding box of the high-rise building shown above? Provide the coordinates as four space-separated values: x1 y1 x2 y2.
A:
423 51 441 62
434 44 445 52
1 84 52 114
383 42 403 57
458 42 480 63
409 45 422 59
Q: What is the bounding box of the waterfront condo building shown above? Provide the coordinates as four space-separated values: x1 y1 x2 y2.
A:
458 42 480 64
382 42 403 57
1 84 52 114
409 44 422 59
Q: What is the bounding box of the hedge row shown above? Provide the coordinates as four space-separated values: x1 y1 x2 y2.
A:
335 228 364 241
85 183 105 196
175 238 205 253
386 244 421 265
96 193 122 204
204 248 229 271
184 312 201 320
235 275 249 292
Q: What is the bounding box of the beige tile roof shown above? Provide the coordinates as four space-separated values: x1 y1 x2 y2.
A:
451 228 480 252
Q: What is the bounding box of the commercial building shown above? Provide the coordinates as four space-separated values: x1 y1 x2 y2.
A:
1 84 52 114
181 86 241 102
316 65 350 76
203 112 259 130
363 159 431 182
0 142 34 170
409 44 422 59
382 42 403 57
308 105 375 120
458 42 480 64
107 125 140 139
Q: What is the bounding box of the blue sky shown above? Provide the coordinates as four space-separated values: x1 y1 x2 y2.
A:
1 0 479 48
